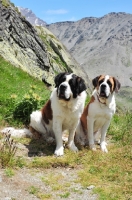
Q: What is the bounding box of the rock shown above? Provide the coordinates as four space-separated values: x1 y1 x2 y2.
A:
87 185 95 190
0 1 85 87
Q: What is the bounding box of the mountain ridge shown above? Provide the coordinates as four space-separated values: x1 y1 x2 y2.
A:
18 7 47 27
47 12 132 87
17 7 132 87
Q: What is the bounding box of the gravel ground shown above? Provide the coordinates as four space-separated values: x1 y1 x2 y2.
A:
0 130 98 200
0 167 98 200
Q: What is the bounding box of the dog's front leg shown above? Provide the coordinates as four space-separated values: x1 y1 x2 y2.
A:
87 117 96 151
53 117 64 156
100 121 110 153
67 121 79 152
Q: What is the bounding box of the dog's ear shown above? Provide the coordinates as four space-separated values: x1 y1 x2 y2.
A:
54 72 67 87
92 75 101 88
70 75 86 98
77 77 87 94
113 77 121 93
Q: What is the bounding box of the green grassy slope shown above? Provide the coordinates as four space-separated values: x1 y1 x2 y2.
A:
0 56 50 126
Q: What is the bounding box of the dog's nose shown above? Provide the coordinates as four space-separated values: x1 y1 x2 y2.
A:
101 84 106 89
60 84 67 90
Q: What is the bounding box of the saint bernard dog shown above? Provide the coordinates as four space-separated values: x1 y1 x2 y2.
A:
29 72 87 156
75 75 121 153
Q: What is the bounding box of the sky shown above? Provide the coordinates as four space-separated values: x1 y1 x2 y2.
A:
11 0 132 24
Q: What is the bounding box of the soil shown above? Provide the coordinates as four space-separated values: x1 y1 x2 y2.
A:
0 167 98 200
0 135 98 200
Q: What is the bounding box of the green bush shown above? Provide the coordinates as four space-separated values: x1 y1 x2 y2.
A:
13 91 41 124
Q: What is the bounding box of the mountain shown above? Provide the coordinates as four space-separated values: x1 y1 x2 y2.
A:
18 7 47 27
46 12 132 88
0 0 85 87
18 7 132 88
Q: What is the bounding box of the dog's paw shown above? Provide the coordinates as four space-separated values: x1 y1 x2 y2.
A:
54 146 64 156
100 142 108 153
89 144 96 151
68 142 78 152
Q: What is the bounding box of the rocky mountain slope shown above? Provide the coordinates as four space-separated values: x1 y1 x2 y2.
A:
18 7 47 27
0 0 85 87
47 13 132 87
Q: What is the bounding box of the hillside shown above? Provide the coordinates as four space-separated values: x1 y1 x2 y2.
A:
0 0 85 87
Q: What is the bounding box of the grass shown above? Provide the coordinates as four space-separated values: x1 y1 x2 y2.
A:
59 192 70 198
27 185 52 199
77 145 132 200
0 56 50 127
1 0 10 7
4 168 15 177
28 185 39 195
0 133 17 168
0 56 132 199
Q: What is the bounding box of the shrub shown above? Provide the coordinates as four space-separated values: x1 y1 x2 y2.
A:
13 90 41 124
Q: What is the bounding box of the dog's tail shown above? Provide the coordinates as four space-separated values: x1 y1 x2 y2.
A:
1 111 45 138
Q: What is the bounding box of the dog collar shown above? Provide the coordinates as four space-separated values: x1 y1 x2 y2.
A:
97 94 106 105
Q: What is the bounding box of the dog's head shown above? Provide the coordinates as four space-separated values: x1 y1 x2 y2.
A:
54 72 86 101
92 75 121 98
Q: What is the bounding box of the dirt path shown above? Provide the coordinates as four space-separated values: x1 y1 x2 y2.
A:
0 167 98 200
0 130 98 200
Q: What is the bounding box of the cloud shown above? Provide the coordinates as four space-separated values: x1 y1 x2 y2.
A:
46 9 68 15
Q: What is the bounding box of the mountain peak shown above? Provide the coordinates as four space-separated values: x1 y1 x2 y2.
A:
18 7 47 26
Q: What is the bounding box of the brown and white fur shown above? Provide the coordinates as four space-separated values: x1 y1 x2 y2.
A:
29 72 87 156
75 75 121 153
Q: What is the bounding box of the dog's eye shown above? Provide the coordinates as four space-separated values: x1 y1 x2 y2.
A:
99 80 104 85
59 77 66 85
107 80 112 87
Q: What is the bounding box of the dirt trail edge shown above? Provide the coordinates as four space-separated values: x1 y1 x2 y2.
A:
0 139 98 200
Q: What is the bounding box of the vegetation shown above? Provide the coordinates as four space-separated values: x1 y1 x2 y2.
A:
1 0 20 13
0 56 50 127
0 133 17 168
0 56 132 199
1 0 10 7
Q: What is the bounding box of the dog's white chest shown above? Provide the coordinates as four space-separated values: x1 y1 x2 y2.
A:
94 113 110 132
89 101 114 133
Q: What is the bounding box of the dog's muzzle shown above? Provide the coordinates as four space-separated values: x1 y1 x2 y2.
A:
58 84 70 101
99 84 107 98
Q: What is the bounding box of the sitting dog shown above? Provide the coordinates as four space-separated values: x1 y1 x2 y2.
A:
29 72 87 156
75 75 121 153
